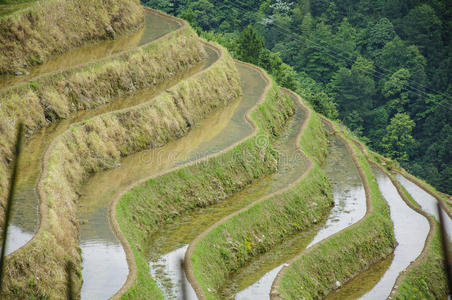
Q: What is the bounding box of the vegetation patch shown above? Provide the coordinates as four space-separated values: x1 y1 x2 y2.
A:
0 22 206 229
1 44 239 299
0 0 143 73
276 126 395 300
189 101 333 299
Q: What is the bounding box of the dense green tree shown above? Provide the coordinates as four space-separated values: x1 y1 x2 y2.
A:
365 106 389 148
416 124 452 192
323 2 341 25
186 0 218 30
383 0 420 20
299 13 314 35
365 18 396 59
310 0 330 17
383 68 410 98
331 18 358 63
378 37 426 76
143 0 176 13
258 0 272 15
262 12 292 49
400 4 442 62
235 25 265 65
345 110 365 135
292 0 310 25
378 37 427 105
329 56 375 116
304 91 338 119
259 49 300 90
294 22 340 83
382 68 411 114
382 113 416 162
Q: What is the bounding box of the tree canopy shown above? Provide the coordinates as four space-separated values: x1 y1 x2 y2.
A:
142 0 452 194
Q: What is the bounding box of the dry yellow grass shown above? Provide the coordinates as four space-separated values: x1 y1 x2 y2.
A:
0 0 144 73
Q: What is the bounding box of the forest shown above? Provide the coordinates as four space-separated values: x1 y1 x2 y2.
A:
142 0 451 194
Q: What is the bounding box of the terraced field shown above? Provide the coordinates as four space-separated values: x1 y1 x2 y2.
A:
0 2 451 299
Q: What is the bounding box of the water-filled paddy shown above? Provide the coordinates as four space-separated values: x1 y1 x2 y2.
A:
326 167 429 299
397 174 452 237
233 133 366 300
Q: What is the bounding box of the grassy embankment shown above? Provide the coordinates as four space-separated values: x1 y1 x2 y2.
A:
0 0 33 2
274 120 395 300
115 69 296 299
0 1 34 16
1 41 239 299
0 20 206 229
357 147 448 299
188 90 333 300
0 0 143 73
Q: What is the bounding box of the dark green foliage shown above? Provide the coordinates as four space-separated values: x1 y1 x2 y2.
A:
400 4 442 62
382 113 416 162
365 18 396 58
235 25 265 65
140 0 452 194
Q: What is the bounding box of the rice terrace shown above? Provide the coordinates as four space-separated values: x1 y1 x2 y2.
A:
0 0 450 299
